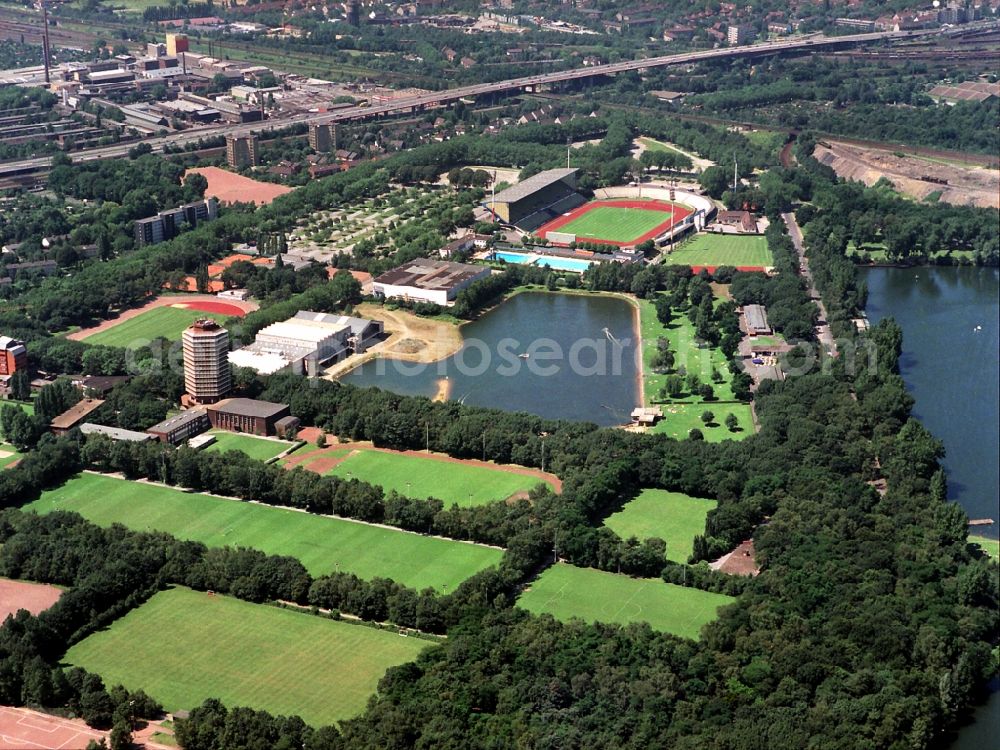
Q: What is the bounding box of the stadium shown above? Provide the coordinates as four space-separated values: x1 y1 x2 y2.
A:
487 168 713 249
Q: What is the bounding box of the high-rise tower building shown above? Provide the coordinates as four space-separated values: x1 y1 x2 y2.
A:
182 320 231 404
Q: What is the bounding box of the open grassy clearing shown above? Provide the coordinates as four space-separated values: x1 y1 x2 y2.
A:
81 307 228 347
517 563 733 640
603 490 716 563
664 234 773 268
64 587 430 727
203 431 296 462
558 205 672 244
0 441 23 469
326 448 553 507
27 474 502 591
636 297 753 440
969 535 998 560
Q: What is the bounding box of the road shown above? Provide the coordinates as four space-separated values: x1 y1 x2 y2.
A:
783 211 837 357
0 26 948 177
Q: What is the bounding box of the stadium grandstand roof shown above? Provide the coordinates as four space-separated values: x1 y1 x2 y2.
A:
492 168 578 204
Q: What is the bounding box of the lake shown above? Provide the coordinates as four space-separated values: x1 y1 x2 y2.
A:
341 292 641 426
862 266 1000 748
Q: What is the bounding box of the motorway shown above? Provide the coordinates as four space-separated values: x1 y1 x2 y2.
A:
0 26 955 177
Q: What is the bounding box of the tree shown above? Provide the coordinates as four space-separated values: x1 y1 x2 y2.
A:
699 166 730 199
9 369 30 401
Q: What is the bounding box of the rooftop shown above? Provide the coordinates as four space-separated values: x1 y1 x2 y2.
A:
491 168 578 205
51 398 105 430
80 423 156 442
206 397 289 419
374 258 488 292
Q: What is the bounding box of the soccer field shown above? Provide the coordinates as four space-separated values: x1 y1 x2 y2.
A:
665 234 773 269
517 563 733 640
204 431 295 462
558 205 673 244
64 587 430 726
603 490 716 563
82 307 229 347
27 474 502 591
325 449 554 507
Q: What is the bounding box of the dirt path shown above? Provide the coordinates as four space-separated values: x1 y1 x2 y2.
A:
67 294 259 342
284 439 562 493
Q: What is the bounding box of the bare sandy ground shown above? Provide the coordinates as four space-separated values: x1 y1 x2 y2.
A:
323 304 463 379
814 142 999 209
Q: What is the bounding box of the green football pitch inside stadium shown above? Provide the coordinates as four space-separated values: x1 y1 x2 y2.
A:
557 205 672 243
664 234 773 268
81 307 229 347
64 587 431 726
603 489 716 563
517 563 733 640
27 474 502 591
322 448 555 506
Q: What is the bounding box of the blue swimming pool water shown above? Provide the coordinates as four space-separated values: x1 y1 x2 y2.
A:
492 251 594 273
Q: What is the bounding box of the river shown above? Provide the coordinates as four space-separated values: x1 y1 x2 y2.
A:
341 292 641 426
862 266 1000 747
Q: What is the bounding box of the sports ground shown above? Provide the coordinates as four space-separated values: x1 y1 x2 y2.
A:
27 474 503 591
539 199 692 247
74 296 251 347
517 563 734 640
64 587 429 727
204 430 296 462
289 445 556 506
603 490 716 563
0 578 63 621
664 233 773 271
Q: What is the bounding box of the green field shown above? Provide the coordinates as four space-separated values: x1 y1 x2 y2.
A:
556 204 673 244
970 535 999 560
517 563 733 640
27 474 503 591
636 297 754 441
603 490 716 563
81 307 229 348
324 448 553 507
204 431 295 462
65 587 430 726
0 442 22 469
665 234 773 268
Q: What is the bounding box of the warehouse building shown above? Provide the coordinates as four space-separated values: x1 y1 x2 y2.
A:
228 311 383 376
372 258 490 307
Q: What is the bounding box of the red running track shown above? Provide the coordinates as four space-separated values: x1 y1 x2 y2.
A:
538 199 694 248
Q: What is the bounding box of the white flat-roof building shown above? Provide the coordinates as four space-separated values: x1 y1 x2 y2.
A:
228 311 383 376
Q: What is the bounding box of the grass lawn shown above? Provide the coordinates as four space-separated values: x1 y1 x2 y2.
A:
650 402 754 442
517 563 733 640
559 205 672 244
635 297 754 441
665 234 773 269
0 442 23 469
27 474 502 592
82 307 229 347
603 490 716 563
204 431 295 462
969 535 999 560
64 587 430 726
326 449 553 507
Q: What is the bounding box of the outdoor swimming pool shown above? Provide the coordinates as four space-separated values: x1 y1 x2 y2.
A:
492 251 595 273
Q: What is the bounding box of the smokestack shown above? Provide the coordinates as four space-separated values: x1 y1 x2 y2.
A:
41 1 51 86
